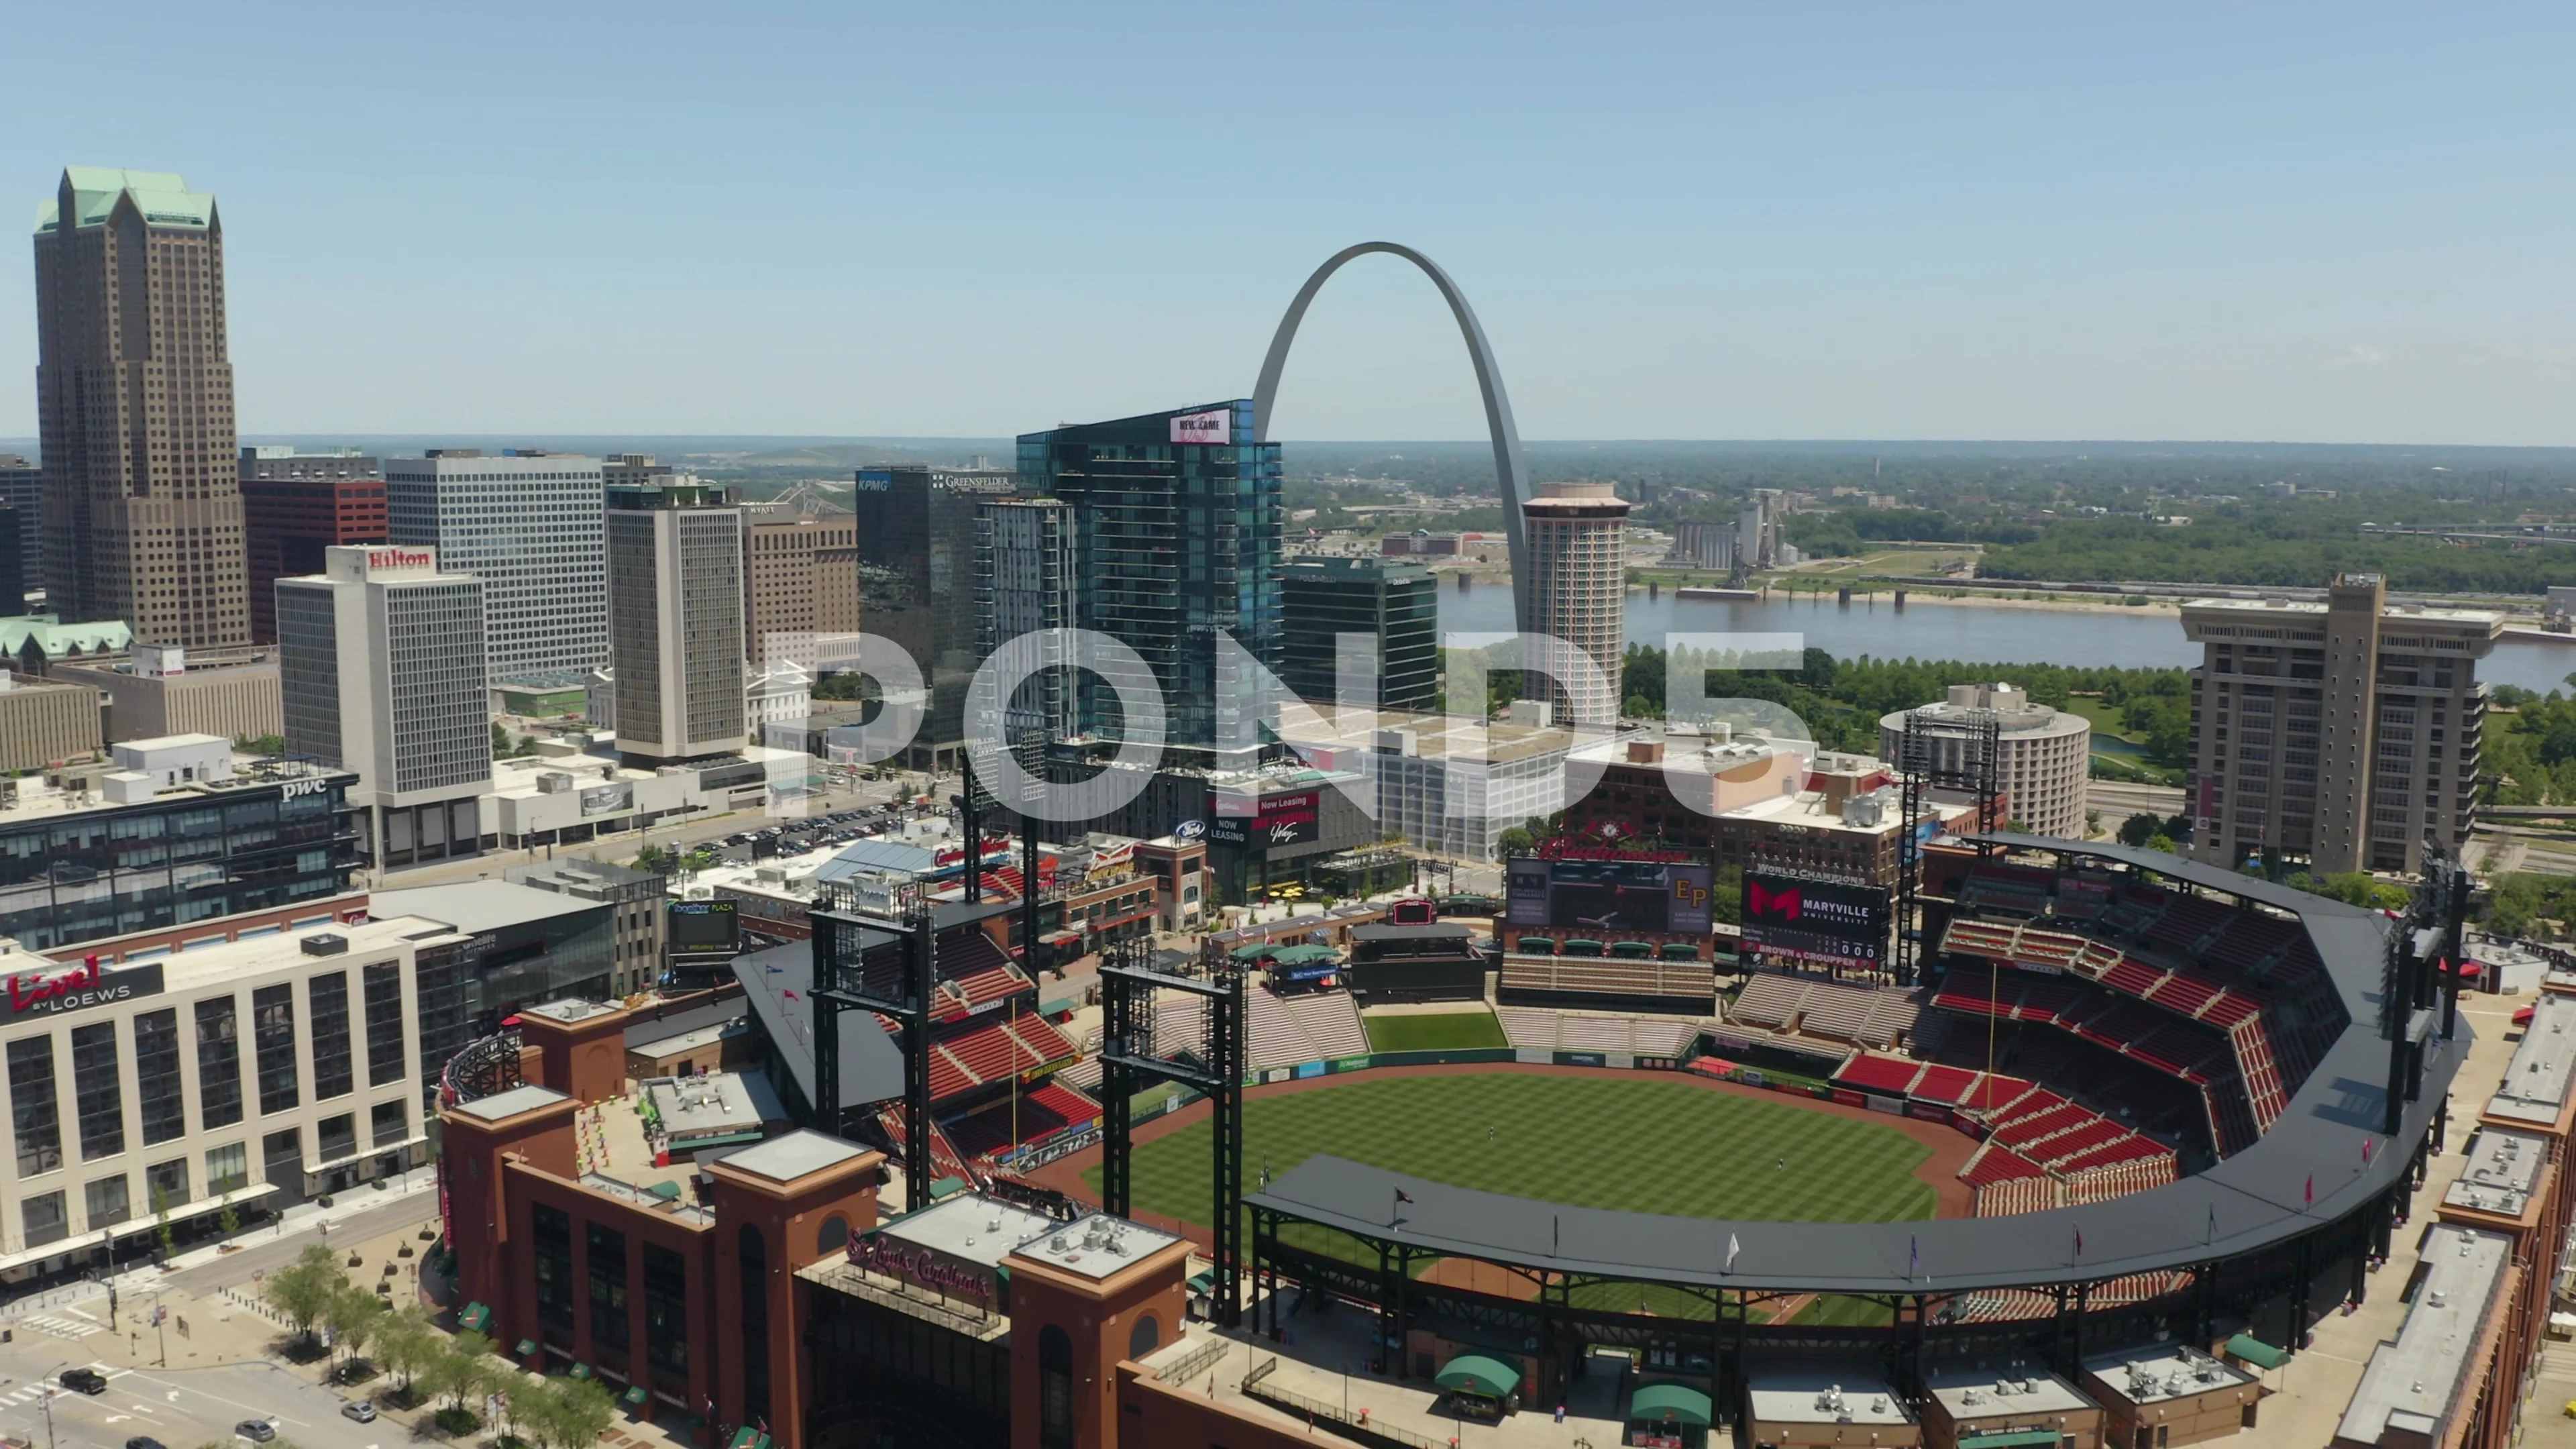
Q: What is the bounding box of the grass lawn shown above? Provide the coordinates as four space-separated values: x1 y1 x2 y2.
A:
1085 1072 1935 1241
1363 1010 1509 1053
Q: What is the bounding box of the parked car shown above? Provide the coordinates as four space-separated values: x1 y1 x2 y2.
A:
235 1422 277 1443
126 1437 169 1449
58 1369 107 1395
341 1402 376 1423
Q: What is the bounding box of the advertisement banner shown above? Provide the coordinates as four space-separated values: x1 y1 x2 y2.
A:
1907 1102 1953 1124
1866 1095 1907 1115
1207 790 1320 849
1831 1089 1866 1108
1739 871 1890 968
1168 408 1232 445
579 782 634 818
1505 858 1715 934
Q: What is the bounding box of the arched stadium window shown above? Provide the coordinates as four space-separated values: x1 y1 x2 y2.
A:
818 1214 849 1255
1127 1312 1160 1360
1039 1325 1074 1448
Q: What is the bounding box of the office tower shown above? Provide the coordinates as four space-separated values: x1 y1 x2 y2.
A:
741 482 859 665
384 449 606 681
0 455 39 606
0 507 23 614
1519 480 1629 728
602 453 677 489
606 480 746 763
32 168 250 647
1279 557 1438 711
241 447 386 643
1017 401 1281 768
975 497 1077 753
1878 682 2092 839
853 464 1020 769
2181 574 2499 875
277 545 492 867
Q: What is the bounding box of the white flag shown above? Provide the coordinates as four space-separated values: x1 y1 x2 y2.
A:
1726 1233 1740 1273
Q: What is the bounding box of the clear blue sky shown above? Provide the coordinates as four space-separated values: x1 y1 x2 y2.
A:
3 2 2570 445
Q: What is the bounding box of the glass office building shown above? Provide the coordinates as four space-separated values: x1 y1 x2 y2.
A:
1279 557 1438 711
0 771 363 953
1016 400 1282 765
852 466 1020 770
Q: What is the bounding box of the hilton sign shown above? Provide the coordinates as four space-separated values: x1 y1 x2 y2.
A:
365 547 435 573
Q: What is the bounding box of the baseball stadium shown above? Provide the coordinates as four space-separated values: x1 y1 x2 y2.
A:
1005 833 2481 1447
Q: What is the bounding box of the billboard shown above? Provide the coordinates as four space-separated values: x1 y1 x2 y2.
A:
1208 789 1320 849
1737 871 1891 969
668 899 741 955
580 782 634 818
3 959 165 1024
1504 858 1716 934
1168 408 1231 446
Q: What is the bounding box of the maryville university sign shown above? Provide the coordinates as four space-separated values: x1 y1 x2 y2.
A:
3 957 166 1024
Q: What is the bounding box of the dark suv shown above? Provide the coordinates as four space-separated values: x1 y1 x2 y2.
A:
58 1368 108 1395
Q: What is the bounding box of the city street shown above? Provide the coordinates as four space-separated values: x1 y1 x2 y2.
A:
0 1351 388 1449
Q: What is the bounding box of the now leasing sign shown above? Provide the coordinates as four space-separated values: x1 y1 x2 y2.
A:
3 958 166 1024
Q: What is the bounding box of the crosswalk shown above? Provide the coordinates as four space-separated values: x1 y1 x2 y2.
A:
0 1366 120 1404
10 1313 104 1341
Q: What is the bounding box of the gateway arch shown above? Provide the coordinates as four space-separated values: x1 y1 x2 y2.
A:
1252 242 1533 629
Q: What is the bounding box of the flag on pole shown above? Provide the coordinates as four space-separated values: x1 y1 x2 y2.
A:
1726 1233 1741 1273
1909 1235 1919 1279
783 989 800 1000
2206 1201 2216 1243
2362 1134 2376 1166
2073 1223 2084 1258
1552 1214 1560 1255
2304 1173 2314 1208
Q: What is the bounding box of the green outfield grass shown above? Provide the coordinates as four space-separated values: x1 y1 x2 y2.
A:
1362 1009 1509 1052
1084 1071 1936 1242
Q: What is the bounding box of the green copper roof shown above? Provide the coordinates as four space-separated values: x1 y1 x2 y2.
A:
36 166 213 234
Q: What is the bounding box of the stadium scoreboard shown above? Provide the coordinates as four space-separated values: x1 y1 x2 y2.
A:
1505 857 1716 934
1739 870 1891 969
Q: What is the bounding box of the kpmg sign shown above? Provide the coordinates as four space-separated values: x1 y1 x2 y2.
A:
3 959 166 1024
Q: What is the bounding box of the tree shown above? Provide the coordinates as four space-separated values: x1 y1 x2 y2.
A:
263 1244 344 1348
218 1193 239 1238
2117 812 2163 848
235 734 286 757
154 1185 176 1261
322 1283 386 1379
492 722 514 757
374 1306 438 1399
421 1331 491 1414
527 1378 615 1449
1711 865 1744 926
1495 826 1535 858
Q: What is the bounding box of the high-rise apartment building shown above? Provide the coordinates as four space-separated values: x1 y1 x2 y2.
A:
277 545 493 868
1017 402 1281 768
32 168 250 647
853 465 1020 769
606 481 746 763
241 447 386 644
1878 682 2092 840
384 450 606 682
1519 480 1629 727
741 483 859 665
0 455 40 608
975 497 1077 753
1279 557 1438 711
2181 574 2500 875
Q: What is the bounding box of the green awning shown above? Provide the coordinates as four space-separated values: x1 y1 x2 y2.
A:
1186 1271 1215 1295
458 1302 490 1331
622 1386 647 1407
515 1338 537 1357
569 1364 591 1381
648 1181 682 1201
930 1175 969 1199
1264 945 1339 965
1629 1383 1711 1428
1232 943 1281 961
2226 1332 2290 1369
729 1429 760 1449
1959 1432 2063 1449
1434 1353 1521 1399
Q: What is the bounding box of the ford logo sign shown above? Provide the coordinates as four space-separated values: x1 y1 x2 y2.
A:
1174 820 1208 842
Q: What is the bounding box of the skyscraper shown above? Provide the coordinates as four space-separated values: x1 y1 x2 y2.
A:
277 545 492 867
606 480 746 763
741 482 860 665
32 168 250 646
0 455 40 609
385 450 606 681
2181 574 2498 875
853 464 1020 769
975 496 1077 754
1018 401 1281 768
240 447 386 644
1519 480 1629 727
1279 557 1438 710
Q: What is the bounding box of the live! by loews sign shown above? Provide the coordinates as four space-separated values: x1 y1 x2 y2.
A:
3 957 166 1024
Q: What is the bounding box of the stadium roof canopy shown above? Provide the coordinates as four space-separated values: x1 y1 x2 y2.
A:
1249 837 2467 1296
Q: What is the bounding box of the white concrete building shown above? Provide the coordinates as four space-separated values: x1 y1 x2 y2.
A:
278 545 493 867
385 450 606 682
1519 480 1629 728
1878 682 2093 841
606 484 746 763
0 913 468 1278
